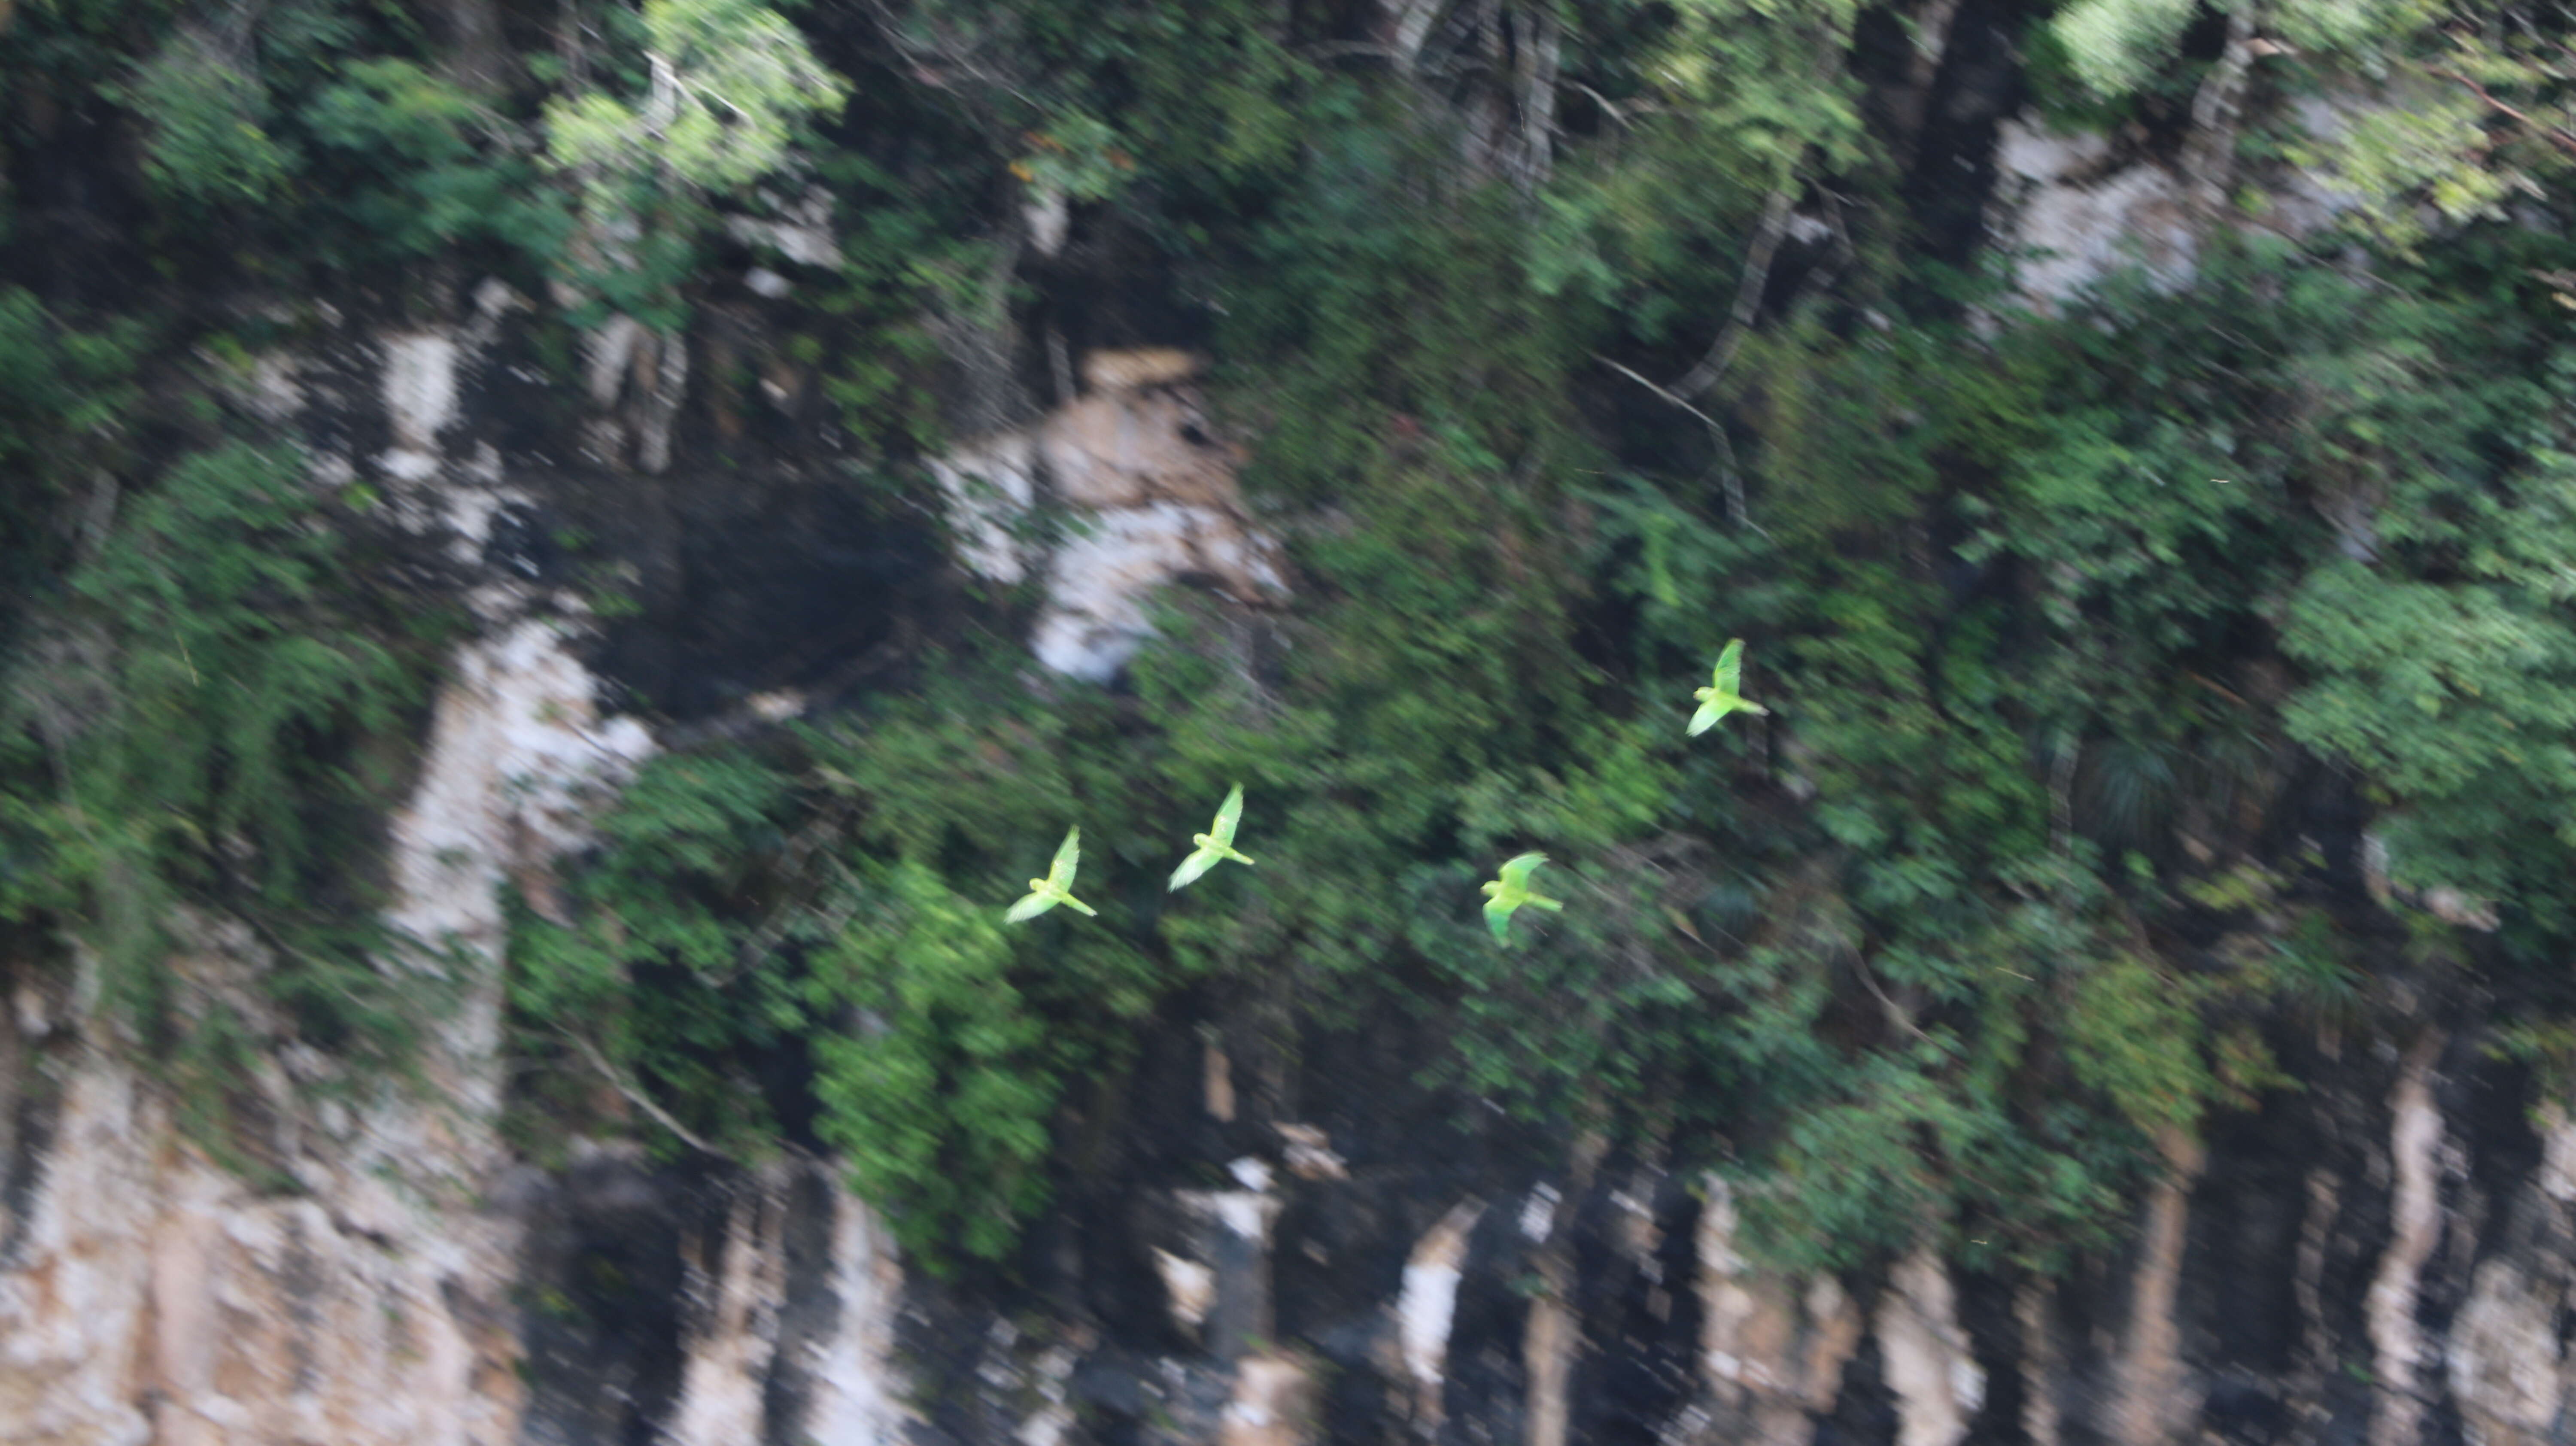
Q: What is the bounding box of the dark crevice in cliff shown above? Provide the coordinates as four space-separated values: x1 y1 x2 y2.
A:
1568 1165 1706 1446
1894 0 2032 279
1817 1332 1905 1446
0 957 63 1269
516 1156 695 1446
565 471 950 723
760 1160 848 1446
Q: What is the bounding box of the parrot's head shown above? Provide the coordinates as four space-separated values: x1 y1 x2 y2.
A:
1695 686 1716 702
1029 878 1047 893
1480 880 1501 897
1193 832 1215 849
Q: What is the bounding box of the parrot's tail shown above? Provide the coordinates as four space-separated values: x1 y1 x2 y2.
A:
1530 897 1564 911
1066 898 1100 917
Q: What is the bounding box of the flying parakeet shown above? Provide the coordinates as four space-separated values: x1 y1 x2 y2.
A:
1481 852 1564 943
1168 784 1256 891
1006 827 1098 922
1688 638 1768 737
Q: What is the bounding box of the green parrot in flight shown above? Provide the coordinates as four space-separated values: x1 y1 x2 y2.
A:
1481 852 1564 943
1168 784 1256 891
1007 827 1098 922
1688 638 1768 737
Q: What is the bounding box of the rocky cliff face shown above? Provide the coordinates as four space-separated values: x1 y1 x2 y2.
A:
851 988 2572 1446
5 55 2573 1446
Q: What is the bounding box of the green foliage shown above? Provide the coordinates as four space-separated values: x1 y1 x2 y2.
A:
1525 0 1868 340
2283 496 2576 902
8 444 410 1006
1009 113 1133 202
2048 0 2200 100
542 0 848 327
541 0 847 197
804 172 993 459
118 31 297 207
302 59 569 264
0 289 143 581
2039 0 2576 262
2050 0 2433 100
909 0 1309 189
32 0 2576 1306
0 295 435 1151
508 750 800 1157
2290 83 2512 253
810 859 1062 1268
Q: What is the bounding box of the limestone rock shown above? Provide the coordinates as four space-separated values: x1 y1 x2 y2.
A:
1875 1248 1985 1446
1221 1353 1318 1446
1399 1199 1485 1432
929 349 1286 681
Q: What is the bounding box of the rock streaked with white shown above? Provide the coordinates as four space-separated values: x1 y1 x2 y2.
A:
1398 1199 1485 1431
0 1055 524 1446
1874 1247 1984 1446
1990 119 2200 311
1033 502 1283 682
2112 1127 2205 1446
929 431 1040 586
662 1163 792 1446
1221 1353 1317 1446
2448 1256 2568 1446
1692 1175 1864 1446
929 352 1285 681
383 615 656 1156
2368 1039 2448 1446
1155 1247 1218 1334
802 1182 910 1446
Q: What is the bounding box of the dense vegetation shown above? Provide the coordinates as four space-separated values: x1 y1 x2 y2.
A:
11 0 2576 1283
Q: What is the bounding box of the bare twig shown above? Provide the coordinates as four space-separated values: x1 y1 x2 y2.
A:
2430 65 2576 158
1591 352 1719 430
1674 182 1797 399
563 1028 729 1158
2049 726 2079 861
1297 40 1406 61
1708 420 1768 539
1388 0 1449 70
2181 12 2259 210
2184 669 2254 710
1853 957 1933 1041
1590 353 1771 536
1568 82 1633 129
1515 3 1561 193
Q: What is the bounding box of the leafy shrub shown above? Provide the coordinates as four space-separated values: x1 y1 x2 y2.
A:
118 31 297 207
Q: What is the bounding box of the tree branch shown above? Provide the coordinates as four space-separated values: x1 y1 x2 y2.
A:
1590 352 1719 430
1674 182 1796 399
2430 66 2576 158
1590 353 1770 535
563 1028 729 1158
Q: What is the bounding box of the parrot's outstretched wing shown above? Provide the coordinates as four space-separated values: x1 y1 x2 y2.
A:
1169 848 1220 892
1484 896 1516 943
1716 638 1745 696
1006 890 1057 923
1498 852 1549 892
1687 701 1722 737
1045 827 1081 890
1210 784 1245 849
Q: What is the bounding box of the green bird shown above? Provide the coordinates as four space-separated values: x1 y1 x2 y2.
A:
1168 784 1256 891
1481 852 1564 943
1006 827 1098 922
1688 638 1769 737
